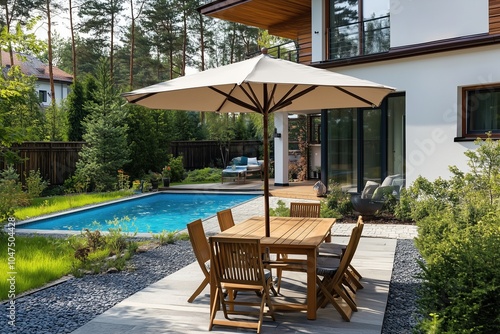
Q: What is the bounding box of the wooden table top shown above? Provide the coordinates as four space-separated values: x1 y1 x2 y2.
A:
216 216 335 250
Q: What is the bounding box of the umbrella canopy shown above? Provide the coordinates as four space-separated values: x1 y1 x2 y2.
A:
123 52 395 237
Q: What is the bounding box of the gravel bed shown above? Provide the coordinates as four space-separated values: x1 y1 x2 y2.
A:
1 238 423 334
381 239 424 333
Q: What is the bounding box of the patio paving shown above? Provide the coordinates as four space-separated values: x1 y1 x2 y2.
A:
71 179 418 334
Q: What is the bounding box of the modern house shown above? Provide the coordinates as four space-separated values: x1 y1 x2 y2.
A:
200 0 500 192
1 50 73 107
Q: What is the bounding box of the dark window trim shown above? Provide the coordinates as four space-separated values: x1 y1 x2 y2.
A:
460 84 500 139
313 33 500 69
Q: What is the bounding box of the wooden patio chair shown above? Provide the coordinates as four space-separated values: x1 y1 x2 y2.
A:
186 219 211 303
209 237 276 334
315 220 364 321
217 208 235 232
318 216 364 292
275 202 323 293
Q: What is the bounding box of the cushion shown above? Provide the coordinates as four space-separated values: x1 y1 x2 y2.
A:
239 156 248 165
361 181 380 199
248 157 258 165
381 174 401 187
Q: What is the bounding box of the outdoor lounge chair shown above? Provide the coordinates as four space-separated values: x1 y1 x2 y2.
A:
209 237 276 334
186 219 211 303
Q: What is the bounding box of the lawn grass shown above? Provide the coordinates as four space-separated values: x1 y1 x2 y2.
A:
14 190 135 220
0 235 74 301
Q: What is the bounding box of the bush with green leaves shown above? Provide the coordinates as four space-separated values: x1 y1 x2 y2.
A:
24 169 49 198
269 199 290 217
0 166 29 227
183 167 222 183
320 181 352 218
165 154 185 182
405 135 500 333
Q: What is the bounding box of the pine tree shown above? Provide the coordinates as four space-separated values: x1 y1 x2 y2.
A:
75 58 130 191
67 80 85 141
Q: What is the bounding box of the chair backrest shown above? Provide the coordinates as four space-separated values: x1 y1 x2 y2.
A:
332 217 364 283
209 237 266 286
290 202 321 218
217 209 235 232
187 219 210 276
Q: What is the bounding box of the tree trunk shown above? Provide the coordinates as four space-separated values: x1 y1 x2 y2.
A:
129 0 135 89
69 0 77 80
46 0 56 107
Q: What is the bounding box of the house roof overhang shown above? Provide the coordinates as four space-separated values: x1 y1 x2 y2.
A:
198 0 310 39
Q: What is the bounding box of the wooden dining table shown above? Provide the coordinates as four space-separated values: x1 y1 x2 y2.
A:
210 215 336 320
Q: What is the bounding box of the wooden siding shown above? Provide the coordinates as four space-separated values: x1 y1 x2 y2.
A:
298 28 312 65
491 0 500 34
1 142 84 185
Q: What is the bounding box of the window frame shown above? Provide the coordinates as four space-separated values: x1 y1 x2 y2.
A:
461 84 500 139
39 90 47 103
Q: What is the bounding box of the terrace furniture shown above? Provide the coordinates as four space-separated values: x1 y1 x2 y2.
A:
231 156 263 179
211 216 335 320
275 202 323 293
221 166 247 184
216 208 235 232
208 237 276 334
318 216 365 292
316 220 364 321
186 219 211 303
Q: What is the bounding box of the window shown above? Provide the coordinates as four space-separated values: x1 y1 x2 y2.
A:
309 115 321 143
328 0 390 60
462 85 500 137
39 90 47 103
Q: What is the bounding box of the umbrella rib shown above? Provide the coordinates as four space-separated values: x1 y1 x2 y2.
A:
269 85 318 113
209 86 259 112
241 83 265 114
335 86 376 106
126 93 156 104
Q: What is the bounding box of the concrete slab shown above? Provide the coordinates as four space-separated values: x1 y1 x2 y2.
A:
72 237 396 334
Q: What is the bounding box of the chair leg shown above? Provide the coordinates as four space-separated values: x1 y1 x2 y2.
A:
188 276 209 303
208 288 220 331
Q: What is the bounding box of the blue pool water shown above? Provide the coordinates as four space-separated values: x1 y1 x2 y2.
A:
20 192 259 233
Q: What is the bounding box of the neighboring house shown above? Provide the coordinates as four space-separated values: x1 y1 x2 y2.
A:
200 0 500 192
1 50 73 107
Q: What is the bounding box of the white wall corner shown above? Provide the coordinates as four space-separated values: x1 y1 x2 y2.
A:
311 0 325 62
274 112 289 186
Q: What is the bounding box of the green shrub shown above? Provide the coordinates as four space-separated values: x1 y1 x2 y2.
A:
25 169 49 198
321 181 352 217
411 135 500 333
183 167 222 183
166 154 186 182
269 199 290 217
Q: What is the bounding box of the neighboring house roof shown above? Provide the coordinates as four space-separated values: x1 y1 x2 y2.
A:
1 50 73 84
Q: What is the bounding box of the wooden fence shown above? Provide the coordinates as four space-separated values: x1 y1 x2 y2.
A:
1 140 263 185
171 140 262 170
1 142 84 186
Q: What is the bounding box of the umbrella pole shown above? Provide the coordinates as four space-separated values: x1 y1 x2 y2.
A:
263 110 270 237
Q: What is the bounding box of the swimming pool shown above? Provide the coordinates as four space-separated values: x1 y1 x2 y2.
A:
19 192 260 233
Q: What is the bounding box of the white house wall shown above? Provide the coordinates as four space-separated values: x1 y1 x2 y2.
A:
36 81 70 107
390 0 489 47
328 44 500 185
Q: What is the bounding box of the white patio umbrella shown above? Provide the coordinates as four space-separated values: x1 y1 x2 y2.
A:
123 51 395 237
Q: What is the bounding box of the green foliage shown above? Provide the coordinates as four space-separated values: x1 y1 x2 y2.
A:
408 135 500 333
183 167 222 183
0 166 28 226
321 181 352 218
166 154 185 182
24 169 49 199
74 58 130 191
66 81 86 141
269 199 290 217
152 230 179 245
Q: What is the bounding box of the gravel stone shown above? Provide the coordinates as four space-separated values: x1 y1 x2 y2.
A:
1 238 423 334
